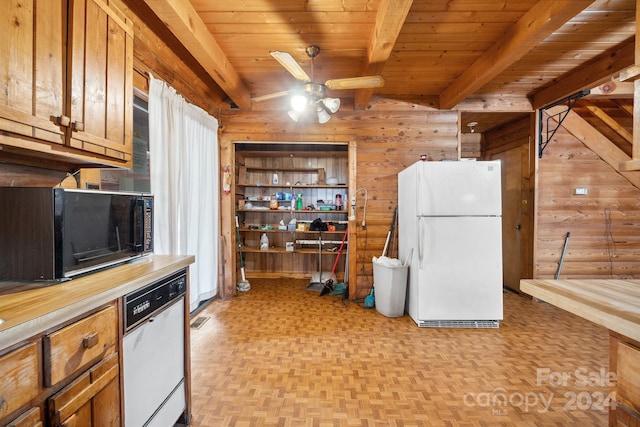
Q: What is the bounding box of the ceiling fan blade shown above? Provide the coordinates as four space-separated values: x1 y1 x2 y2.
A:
324 75 385 90
251 90 292 103
270 51 310 82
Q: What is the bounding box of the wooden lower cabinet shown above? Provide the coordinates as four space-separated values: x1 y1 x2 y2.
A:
610 332 640 426
0 304 121 426
46 353 120 427
0 342 40 421
0 343 43 426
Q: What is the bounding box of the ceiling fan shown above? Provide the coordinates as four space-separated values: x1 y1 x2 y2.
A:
252 45 385 123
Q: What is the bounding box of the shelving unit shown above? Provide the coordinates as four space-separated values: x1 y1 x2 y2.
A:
234 147 349 280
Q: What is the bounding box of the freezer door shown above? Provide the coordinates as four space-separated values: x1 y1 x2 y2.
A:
416 161 502 216
415 216 503 321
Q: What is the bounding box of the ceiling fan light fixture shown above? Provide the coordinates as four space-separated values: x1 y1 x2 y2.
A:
288 109 303 122
321 97 340 114
317 107 331 124
290 94 308 112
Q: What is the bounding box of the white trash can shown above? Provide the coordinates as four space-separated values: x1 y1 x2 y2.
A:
372 256 409 317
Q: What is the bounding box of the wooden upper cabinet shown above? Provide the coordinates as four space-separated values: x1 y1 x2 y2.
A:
67 0 134 166
0 1 66 146
0 0 133 168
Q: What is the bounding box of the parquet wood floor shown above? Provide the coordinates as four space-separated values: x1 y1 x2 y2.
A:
189 279 611 426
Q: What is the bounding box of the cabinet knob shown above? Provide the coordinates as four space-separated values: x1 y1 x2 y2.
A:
56 115 71 127
82 332 99 349
72 121 84 132
0 396 6 410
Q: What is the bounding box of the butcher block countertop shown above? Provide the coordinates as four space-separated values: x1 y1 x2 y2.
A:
520 279 640 342
0 254 195 351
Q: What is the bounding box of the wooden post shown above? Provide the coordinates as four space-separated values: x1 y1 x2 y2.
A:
619 0 640 171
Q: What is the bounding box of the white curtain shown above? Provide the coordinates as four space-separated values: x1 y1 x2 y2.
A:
148 74 219 308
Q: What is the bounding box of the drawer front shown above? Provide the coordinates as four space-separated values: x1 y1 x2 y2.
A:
0 342 39 420
48 353 119 426
44 306 117 387
5 407 43 427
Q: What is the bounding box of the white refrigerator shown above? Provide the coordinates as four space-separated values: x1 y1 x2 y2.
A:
398 160 503 328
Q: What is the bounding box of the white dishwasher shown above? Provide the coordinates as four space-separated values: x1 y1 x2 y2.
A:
123 269 187 427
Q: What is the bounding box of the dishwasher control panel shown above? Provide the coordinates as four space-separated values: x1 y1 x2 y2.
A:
123 268 187 332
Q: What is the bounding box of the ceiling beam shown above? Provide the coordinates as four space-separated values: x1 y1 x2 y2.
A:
533 40 635 109
354 0 413 110
439 0 594 110
581 101 632 144
141 0 251 109
587 81 635 99
456 95 533 112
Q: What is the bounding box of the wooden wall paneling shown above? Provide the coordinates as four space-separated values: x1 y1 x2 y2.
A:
347 141 357 299
219 130 234 298
483 116 531 153
461 133 481 159
535 114 640 279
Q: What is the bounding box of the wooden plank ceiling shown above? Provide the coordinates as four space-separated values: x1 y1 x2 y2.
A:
136 0 636 133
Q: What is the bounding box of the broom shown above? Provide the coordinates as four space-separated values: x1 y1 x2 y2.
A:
235 214 250 291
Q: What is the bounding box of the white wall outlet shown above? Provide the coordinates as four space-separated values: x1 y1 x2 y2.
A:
574 187 588 195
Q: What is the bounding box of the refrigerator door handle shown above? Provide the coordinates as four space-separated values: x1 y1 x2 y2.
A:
418 217 425 269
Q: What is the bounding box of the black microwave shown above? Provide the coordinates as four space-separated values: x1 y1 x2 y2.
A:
0 188 153 281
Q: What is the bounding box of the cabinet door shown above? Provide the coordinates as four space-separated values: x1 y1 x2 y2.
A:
47 352 120 427
68 0 133 166
0 342 40 421
0 0 66 145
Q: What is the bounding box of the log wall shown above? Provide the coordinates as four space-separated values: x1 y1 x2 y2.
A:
536 114 640 279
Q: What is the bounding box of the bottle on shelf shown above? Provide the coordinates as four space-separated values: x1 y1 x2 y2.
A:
272 173 279 184
335 194 343 210
260 233 269 250
296 193 303 210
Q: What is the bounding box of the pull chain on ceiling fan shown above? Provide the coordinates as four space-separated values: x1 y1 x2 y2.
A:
252 45 385 123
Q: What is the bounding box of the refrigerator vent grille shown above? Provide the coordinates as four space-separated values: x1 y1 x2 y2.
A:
418 320 499 329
